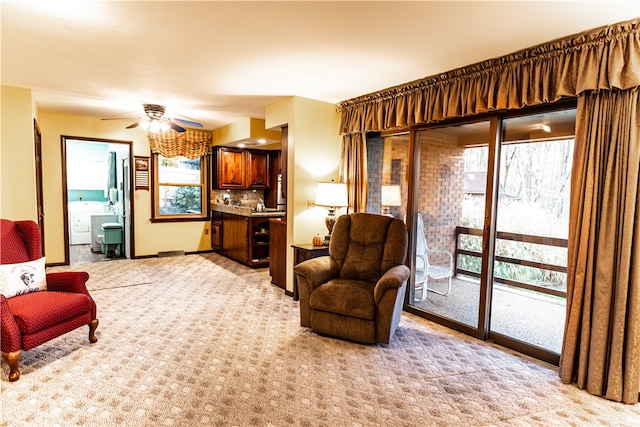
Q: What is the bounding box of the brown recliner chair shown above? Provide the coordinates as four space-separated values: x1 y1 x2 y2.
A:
294 213 410 344
1 219 98 381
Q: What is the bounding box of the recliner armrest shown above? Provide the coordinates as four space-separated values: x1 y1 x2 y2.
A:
373 264 410 304
293 256 338 292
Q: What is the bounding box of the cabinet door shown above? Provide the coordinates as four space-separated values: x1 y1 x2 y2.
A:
217 148 245 189
246 150 270 189
269 220 286 287
222 214 249 263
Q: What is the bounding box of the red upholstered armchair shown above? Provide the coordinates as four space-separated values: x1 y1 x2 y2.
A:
1 219 98 381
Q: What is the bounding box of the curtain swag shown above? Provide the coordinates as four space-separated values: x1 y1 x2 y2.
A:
338 18 640 135
148 129 212 159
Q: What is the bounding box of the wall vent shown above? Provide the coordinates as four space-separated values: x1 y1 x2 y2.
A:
158 250 185 258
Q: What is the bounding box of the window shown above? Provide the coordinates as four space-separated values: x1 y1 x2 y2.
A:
152 154 209 221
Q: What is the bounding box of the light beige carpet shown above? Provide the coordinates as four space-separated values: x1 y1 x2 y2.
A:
1 253 638 426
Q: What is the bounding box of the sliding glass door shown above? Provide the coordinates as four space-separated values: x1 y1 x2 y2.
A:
489 109 575 356
402 104 577 363
409 120 491 331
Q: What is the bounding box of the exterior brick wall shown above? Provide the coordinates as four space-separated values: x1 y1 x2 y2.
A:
367 135 410 217
366 136 384 213
366 133 464 261
416 141 465 258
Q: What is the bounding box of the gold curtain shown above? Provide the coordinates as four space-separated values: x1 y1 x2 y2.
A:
148 129 212 159
337 17 640 404
339 18 640 133
339 132 368 212
560 88 640 404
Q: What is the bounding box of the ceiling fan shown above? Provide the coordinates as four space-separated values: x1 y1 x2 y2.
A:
103 103 204 133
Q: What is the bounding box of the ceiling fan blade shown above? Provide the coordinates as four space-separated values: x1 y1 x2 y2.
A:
172 118 203 128
126 121 140 129
101 117 139 121
168 120 186 133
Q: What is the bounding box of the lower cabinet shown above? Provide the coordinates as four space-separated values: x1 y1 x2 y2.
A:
219 212 271 268
269 219 286 288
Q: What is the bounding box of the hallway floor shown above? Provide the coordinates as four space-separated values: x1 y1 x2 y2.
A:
69 244 122 265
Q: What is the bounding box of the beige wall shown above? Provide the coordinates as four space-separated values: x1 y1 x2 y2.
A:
266 96 341 293
1 86 38 221
2 86 339 275
31 107 211 263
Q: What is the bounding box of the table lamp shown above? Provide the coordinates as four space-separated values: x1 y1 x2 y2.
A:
381 184 402 216
315 181 348 244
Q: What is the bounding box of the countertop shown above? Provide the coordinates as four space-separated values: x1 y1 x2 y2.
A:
211 202 286 218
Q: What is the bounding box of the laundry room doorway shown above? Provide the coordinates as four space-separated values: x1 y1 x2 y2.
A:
62 136 133 265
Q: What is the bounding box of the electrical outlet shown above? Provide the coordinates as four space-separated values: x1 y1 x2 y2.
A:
204 228 209 235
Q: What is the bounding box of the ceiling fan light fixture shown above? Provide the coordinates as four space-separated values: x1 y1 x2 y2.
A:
149 119 161 133
139 118 150 131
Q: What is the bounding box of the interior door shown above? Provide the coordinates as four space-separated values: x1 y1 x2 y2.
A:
122 158 132 258
33 120 45 254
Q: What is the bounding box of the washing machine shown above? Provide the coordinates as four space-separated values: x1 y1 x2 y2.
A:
68 201 104 245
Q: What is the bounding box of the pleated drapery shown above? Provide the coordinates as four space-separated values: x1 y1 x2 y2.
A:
338 132 368 213
148 129 212 159
339 18 640 133
337 17 640 403
560 88 640 404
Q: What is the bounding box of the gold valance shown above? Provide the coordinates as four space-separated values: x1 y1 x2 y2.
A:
148 129 212 159
339 18 640 134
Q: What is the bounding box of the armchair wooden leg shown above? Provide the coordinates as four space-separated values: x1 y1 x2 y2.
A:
2 350 21 382
88 319 99 343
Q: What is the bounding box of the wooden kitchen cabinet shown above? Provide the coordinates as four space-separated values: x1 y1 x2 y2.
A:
269 218 286 288
216 147 245 189
215 147 271 190
211 211 223 251
249 217 271 267
219 212 271 268
246 150 270 189
221 213 249 264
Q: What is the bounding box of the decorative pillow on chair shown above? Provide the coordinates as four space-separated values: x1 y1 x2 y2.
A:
0 257 47 298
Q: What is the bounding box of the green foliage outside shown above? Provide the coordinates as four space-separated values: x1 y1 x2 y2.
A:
160 186 201 214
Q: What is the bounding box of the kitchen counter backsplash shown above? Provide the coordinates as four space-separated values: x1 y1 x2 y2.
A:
211 202 285 218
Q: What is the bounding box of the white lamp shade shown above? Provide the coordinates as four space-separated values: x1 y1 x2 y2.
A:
381 185 402 206
315 182 348 207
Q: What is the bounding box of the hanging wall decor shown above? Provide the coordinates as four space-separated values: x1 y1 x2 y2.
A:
134 156 150 190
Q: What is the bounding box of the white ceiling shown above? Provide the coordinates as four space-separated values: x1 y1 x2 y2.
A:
2 1 638 131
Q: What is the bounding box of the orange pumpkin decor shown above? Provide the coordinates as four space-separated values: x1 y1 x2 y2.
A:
312 234 324 246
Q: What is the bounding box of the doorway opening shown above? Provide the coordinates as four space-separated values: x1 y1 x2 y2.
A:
62 137 133 265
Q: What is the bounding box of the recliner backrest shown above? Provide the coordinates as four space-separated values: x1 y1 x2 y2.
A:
0 219 41 264
329 213 408 283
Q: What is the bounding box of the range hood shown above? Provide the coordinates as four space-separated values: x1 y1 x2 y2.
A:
213 118 281 148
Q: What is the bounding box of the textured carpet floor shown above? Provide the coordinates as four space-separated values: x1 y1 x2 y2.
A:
1 253 638 426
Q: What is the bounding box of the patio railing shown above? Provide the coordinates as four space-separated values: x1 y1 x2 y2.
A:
454 226 568 298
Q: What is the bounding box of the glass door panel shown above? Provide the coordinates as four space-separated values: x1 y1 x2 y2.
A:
410 121 491 328
489 109 576 354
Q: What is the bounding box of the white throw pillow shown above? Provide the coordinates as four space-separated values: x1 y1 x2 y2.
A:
0 257 47 299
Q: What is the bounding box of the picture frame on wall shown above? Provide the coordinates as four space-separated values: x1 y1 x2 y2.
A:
134 156 150 190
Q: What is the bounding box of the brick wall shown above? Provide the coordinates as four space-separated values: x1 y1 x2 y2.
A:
366 136 384 213
366 133 464 259
416 142 465 257
366 135 410 217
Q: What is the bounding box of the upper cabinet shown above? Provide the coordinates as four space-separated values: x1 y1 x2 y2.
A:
214 147 272 190
216 147 245 189
246 150 270 189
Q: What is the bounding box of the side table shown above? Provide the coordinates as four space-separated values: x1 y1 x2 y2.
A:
291 243 329 301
